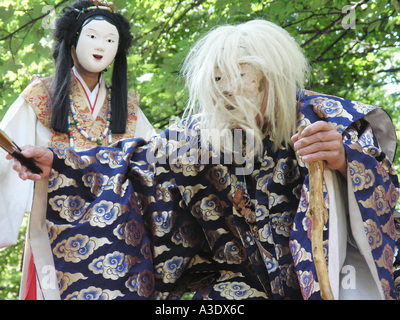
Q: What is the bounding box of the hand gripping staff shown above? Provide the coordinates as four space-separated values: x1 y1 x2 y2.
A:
299 126 334 300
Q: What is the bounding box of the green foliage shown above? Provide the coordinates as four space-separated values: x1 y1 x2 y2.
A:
0 0 399 299
1 0 399 131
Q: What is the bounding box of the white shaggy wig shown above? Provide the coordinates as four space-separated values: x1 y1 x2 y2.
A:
181 19 310 155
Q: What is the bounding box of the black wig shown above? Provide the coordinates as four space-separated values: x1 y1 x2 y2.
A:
51 0 133 134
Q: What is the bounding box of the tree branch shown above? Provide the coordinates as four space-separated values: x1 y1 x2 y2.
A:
0 0 69 42
377 68 400 74
301 16 344 48
149 0 208 60
310 29 350 63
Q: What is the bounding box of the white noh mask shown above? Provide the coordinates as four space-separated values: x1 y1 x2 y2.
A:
75 19 119 73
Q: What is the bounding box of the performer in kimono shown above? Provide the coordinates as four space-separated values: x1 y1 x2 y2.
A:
0 0 155 300
9 19 400 300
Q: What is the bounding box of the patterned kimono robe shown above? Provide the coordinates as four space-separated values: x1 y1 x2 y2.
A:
45 91 399 300
23 73 143 149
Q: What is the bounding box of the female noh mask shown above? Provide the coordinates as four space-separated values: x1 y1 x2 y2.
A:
50 0 137 149
73 18 119 78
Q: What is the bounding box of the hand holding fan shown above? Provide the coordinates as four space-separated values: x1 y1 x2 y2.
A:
0 129 43 174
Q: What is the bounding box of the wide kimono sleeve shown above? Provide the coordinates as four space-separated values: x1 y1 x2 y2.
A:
124 130 211 299
48 123 268 300
131 121 271 300
291 92 400 300
51 129 211 300
343 117 400 299
0 95 51 248
47 138 155 300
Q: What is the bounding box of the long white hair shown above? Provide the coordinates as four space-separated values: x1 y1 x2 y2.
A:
181 19 310 155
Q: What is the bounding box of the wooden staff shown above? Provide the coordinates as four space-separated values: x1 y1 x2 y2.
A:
299 126 334 300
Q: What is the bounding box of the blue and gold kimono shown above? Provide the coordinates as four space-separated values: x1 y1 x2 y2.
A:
46 91 399 300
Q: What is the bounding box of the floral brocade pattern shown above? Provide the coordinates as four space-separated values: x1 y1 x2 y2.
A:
21 74 139 150
48 91 399 300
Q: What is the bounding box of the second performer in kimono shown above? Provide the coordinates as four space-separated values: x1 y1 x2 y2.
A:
8 19 400 300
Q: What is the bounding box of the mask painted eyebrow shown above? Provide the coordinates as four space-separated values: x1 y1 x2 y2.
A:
85 28 98 33
85 28 118 37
